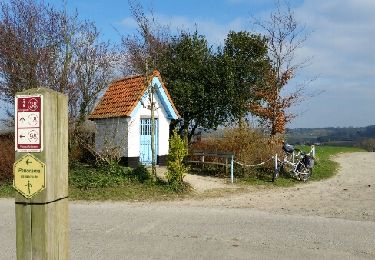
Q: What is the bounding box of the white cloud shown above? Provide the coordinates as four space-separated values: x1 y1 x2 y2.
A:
286 0 375 127
296 0 375 82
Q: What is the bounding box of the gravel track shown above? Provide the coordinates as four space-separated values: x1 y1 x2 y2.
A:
162 152 375 221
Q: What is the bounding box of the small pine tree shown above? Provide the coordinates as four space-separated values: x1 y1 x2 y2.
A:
166 130 189 189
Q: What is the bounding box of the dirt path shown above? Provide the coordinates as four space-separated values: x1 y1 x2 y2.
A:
160 152 375 221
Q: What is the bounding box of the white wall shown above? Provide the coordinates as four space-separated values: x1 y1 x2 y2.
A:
127 91 171 157
158 104 171 156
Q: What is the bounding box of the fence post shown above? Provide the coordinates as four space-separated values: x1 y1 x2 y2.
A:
225 157 228 175
274 154 278 176
14 88 69 260
230 154 234 183
201 154 205 170
311 145 316 157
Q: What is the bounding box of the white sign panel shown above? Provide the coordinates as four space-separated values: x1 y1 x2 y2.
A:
15 95 43 152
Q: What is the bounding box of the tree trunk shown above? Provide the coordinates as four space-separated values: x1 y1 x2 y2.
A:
188 122 198 144
150 85 157 181
183 123 189 151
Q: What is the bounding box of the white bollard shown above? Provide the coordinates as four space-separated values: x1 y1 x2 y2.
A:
274 154 278 174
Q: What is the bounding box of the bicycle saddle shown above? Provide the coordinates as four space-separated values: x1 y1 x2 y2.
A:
282 143 294 153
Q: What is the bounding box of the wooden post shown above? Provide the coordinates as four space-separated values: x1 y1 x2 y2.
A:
225 157 228 175
201 154 205 170
14 88 69 260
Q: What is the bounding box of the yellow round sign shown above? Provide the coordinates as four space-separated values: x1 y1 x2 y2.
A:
13 154 46 199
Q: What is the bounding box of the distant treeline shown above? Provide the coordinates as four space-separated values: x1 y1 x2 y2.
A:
286 125 375 151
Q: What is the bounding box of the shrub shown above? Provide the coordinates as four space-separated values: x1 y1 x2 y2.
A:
69 143 96 165
68 123 97 165
360 138 375 152
166 130 189 190
131 164 150 183
0 133 15 184
190 126 282 176
69 162 133 190
69 161 158 190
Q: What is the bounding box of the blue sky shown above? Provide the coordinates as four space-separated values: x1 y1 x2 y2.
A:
1 0 374 129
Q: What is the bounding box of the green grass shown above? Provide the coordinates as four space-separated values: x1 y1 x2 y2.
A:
239 145 365 187
239 168 297 187
0 182 14 197
0 162 191 201
69 182 189 201
68 162 190 201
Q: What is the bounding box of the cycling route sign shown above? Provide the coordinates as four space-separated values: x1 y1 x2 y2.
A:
13 153 46 199
15 94 43 152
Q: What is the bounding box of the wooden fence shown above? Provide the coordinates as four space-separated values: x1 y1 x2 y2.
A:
185 151 235 183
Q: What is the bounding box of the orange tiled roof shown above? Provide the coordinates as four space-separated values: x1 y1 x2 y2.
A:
89 70 178 119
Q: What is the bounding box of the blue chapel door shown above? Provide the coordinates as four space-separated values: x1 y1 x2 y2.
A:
140 118 158 165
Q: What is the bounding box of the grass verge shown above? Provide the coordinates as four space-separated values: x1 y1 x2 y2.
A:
0 182 14 197
69 183 189 201
68 163 190 201
0 162 191 201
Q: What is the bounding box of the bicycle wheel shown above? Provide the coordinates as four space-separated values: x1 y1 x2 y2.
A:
296 163 312 182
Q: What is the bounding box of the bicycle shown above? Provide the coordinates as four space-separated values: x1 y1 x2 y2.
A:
272 143 315 182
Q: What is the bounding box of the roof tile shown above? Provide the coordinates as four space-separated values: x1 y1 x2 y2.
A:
89 70 179 119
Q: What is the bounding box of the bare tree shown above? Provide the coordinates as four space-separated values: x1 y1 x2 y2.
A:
122 0 170 180
251 0 311 136
0 0 71 104
0 0 117 126
121 0 169 75
71 21 118 123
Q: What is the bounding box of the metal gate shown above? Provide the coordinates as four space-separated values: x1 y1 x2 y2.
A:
139 118 158 165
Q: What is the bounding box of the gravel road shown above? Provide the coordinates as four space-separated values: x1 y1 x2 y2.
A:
172 152 375 222
1 152 374 259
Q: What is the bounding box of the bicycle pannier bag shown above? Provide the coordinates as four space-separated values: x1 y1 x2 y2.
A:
303 155 314 168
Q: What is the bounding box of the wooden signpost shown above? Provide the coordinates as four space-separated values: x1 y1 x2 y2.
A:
14 88 69 260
